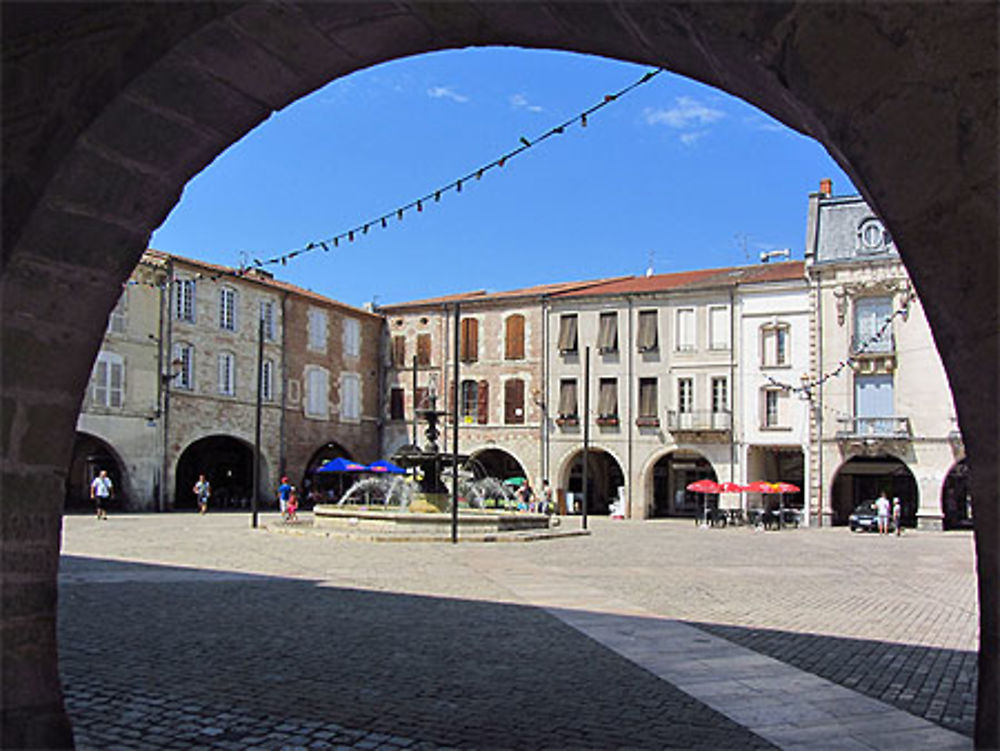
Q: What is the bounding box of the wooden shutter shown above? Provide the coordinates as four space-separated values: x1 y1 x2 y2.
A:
392 335 406 367
416 333 431 366
505 315 525 360
390 388 404 420
460 318 479 362
477 379 489 424
637 310 658 351
597 312 618 352
505 378 525 424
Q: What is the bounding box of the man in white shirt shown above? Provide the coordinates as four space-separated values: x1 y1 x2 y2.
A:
875 492 891 535
90 470 112 520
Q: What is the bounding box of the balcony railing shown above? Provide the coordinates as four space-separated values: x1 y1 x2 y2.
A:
836 416 911 439
667 409 732 432
851 331 895 355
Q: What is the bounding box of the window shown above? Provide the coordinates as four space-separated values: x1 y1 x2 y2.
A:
637 310 658 352
857 217 892 254
416 333 432 366
460 318 479 362
218 352 236 395
598 378 618 419
855 374 894 419
761 324 791 367
762 388 789 428
677 378 693 413
261 359 274 401
708 306 730 350
260 300 275 340
175 278 195 323
220 287 237 331
597 312 618 353
504 378 525 424
307 308 327 352
343 318 361 358
712 377 728 413
92 352 124 407
341 373 361 420
558 379 578 418
108 291 126 334
173 343 194 390
460 379 479 421
675 308 695 351
854 297 893 353
390 387 405 420
638 378 658 419
392 335 407 367
557 314 578 353
505 314 525 360
305 367 329 418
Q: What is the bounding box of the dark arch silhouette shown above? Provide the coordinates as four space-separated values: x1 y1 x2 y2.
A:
65 432 129 514
562 447 625 515
2 5 996 747
830 455 919 528
174 435 256 511
468 448 527 482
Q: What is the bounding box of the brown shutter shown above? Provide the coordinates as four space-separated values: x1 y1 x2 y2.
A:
460 318 479 362
637 310 658 351
390 387 405 420
505 315 525 360
505 378 525 424
477 379 489 424
416 333 431 366
392 336 406 367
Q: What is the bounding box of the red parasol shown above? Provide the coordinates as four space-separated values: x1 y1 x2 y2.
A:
770 482 800 493
744 480 777 493
686 479 722 493
718 481 746 493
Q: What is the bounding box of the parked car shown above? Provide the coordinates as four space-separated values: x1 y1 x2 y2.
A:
848 500 895 532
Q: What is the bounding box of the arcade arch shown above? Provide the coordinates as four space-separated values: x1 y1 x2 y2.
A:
302 441 355 506
830 456 919 528
648 450 718 519
560 448 625 515
468 448 527 482
942 459 974 531
65 433 128 514
174 435 258 511
2 4 996 748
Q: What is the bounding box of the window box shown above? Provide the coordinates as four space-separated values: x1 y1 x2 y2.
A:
556 415 579 427
635 416 660 428
596 415 620 427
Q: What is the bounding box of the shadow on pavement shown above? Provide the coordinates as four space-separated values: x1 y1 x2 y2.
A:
59 555 775 750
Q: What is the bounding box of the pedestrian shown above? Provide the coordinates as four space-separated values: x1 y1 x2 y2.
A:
277 475 292 517
89 469 112 520
541 479 553 515
875 491 891 535
193 474 211 515
286 487 299 522
892 496 902 536
522 481 535 512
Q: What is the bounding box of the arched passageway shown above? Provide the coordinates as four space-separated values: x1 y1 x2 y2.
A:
650 451 718 518
468 448 526 482
174 436 255 511
563 449 624 515
302 441 354 507
746 447 805 513
831 456 919 528
64 433 128 514
942 460 974 531
2 4 996 748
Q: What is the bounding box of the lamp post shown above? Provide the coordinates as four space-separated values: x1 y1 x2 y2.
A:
159 357 184 513
252 316 264 529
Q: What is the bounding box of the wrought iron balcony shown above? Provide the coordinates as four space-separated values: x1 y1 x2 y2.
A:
667 409 732 432
836 416 911 439
851 331 895 355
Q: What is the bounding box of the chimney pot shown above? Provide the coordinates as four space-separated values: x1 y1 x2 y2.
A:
819 178 833 197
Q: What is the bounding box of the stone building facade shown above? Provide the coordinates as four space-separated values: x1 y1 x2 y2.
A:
804 182 967 530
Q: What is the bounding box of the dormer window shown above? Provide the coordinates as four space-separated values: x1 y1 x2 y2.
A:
857 217 892 254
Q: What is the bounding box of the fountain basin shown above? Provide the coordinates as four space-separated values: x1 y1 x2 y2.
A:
313 504 555 539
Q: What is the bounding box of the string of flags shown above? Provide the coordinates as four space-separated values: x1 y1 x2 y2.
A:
244 67 666 271
765 300 914 398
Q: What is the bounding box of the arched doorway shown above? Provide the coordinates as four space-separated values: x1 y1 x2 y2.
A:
650 451 718 518
468 448 526 482
563 449 624 515
942 459 974 531
830 456 919 527
303 441 354 508
174 436 255 511
65 433 128 514
746 447 806 514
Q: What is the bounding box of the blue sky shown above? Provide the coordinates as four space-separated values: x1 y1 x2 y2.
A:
150 48 856 308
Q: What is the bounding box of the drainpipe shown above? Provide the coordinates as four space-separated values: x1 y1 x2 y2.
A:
626 295 634 518
540 294 549 484
729 286 736 483
160 258 174 512
154 260 166 511
279 289 288 476
815 268 824 526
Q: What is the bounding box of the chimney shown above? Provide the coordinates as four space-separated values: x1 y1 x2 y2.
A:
819 178 833 197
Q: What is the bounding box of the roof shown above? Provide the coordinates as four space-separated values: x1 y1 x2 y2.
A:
143 249 381 320
378 277 628 311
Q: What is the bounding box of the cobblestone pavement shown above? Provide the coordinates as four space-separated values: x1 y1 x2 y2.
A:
58 513 978 749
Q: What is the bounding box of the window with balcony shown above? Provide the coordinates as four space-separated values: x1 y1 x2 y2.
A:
637 310 658 352
557 314 578 354
597 312 618 353
677 378 693 413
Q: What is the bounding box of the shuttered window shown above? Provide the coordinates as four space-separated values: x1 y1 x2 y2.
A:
392 336 407 367
341 373 361 420
343 318 361 358
505 314 525 360
709 306 730 350
477 379 489 424
93 352 125 407
460 318 479 362
416 333 432 366
308 309 327 352
558 379 578 417
638 378 658 418
305 367 329 418
597 312 618 353
460 380 478 421
108 291 127 334
598 378 618 418
557 314 578 353
173 343 194 390
676 308 695 351
390 387 405 420
504 378 525 424
637 310 658 351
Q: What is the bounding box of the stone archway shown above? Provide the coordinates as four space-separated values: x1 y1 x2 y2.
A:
64 433 129 514
830 455 919 528
2 4 996 747
468 448 527 483
648 450 718 519
302 441 354 507
174 435 257 511
561 447 625 515
942 459 974 531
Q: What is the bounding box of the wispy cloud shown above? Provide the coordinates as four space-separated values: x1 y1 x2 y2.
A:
427 86 469 103
644 96 726 129
509 93 543 113
679 131 706 146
